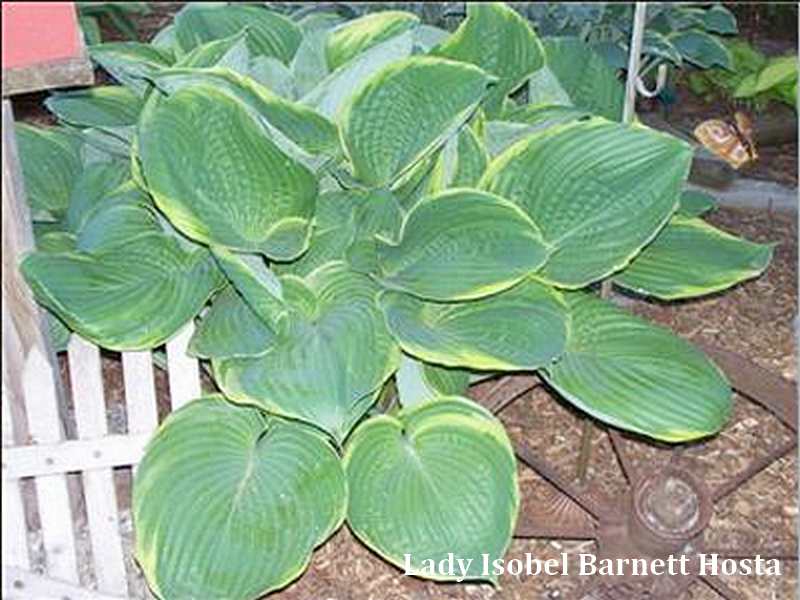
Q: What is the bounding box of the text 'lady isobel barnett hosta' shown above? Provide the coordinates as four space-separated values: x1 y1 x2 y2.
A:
16 3 774 598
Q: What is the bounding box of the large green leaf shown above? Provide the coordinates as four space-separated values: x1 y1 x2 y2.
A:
189 286 277 359
138 84 317 260
703 5 738 35
65 162 130 233
210 247 287 331
341 56 493 188
432 2 544 117
379 278 567 371
89 42 175 95
641 31 683 66
75 185 162 252
300 29 414 121
134 396 346 600
345 191 405 275
274 190 364 277
174 4 301 63
480 118 693 288
542 293 732 442
527 38 624 121
21 233 223 350
736 55 798 97
149 67 340 160
669 30 732 69
45 86 144 131
326 11 419 71
15 124 83 220
214 263 400 442
345 397 518 583
614 216 773 300
249 56 296 99
173 30 250 70
376 188 549 301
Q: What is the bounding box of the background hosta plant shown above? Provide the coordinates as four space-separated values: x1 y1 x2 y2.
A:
17 3 773 598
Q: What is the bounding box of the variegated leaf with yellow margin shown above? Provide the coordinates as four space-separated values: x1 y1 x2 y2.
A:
376 188 549 301
326 11 419 71
432 2 545 117
480 118 693 288
345 397 518 584
341 56 494 188
614 216 774 300
138 84 317 261
21 233 224 351
379 278 567 371
214 262 400 442
149 67 340 161
134 396 347 600
542 292 732 442
173 4 301 63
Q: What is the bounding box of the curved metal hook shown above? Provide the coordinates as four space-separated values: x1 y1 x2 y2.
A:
635 63 668 98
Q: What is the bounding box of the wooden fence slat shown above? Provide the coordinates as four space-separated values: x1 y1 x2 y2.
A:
3 567 125 600
23 348 79 584
1 477 30 570
2 98 69 449
166 323 201 409
67 337 127 595
2 383 30 572
121 351 158 434
3 434 150 480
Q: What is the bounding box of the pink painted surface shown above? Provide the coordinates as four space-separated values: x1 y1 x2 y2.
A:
2 2 83 70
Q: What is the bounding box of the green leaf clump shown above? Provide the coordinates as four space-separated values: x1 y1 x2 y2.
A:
14 3 773 598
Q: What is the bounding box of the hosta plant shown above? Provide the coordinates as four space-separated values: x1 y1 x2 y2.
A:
688 38 798 110
17 3 773 598
520 2 737 72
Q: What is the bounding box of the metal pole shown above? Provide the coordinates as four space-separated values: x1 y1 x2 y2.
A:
622 2 648 124
600 2 649 300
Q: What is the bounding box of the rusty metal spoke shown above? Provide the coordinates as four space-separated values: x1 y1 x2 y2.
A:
699 574 746 600
513 520 596 539
514 439 611 520
712 437 796 502
607 429 637 484
576 419 595 482
696 341 798 432
488 378 540 415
